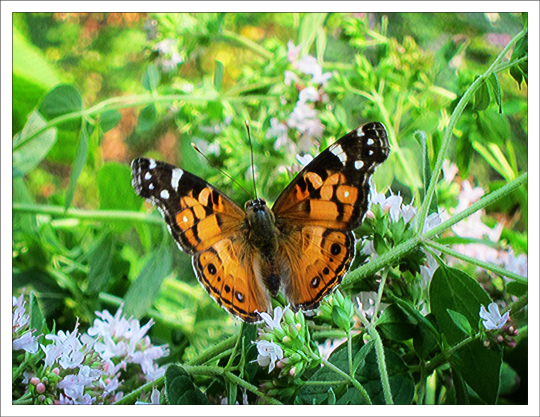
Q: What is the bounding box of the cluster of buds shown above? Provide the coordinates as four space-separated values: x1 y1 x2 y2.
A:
479 303 518 349
254 305 318 380
316 290 355 332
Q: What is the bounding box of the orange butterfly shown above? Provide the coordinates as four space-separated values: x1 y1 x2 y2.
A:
131 122 390 322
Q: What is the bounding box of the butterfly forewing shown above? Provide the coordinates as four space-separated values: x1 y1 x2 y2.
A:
272 122 390 230
131 158 245 255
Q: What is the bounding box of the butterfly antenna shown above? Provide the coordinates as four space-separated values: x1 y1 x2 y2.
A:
191 143 254 199
245 121 258 198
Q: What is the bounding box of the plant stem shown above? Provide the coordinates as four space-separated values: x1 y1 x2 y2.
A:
416 27 528 235
12 203 163 225
425 240 528 284
318 356 372 404
368 329 394 404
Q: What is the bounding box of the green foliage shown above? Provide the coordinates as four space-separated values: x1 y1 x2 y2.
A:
12 12 528 406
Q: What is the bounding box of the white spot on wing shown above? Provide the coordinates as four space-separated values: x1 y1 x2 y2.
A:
356 129 364 137
366 138 374 145
148 159 157 169
331 144 347 165
149 183 155 190
344 191 350 197
354 160 364 170
183 215 188 223
171 168 183 190
144 172 152 180
160 190 170 199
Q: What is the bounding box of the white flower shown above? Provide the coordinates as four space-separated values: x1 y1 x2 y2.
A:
298 86 320 104
479 303 510 330
442 160 458 183
13 330 39 353
43 323 87 369
284 70 299 86
287 40 302 63
12 293 29 331
135 388 161 405
296 153 314 166
254 340 284 372
267 118 289 150
356 292 378 318
257 305 289 330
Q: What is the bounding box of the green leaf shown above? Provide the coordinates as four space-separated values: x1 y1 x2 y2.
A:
353 343 415 405
299 13 327 55
377 304 417 341
64 127 89 210
165 365 210 405
136 104 156 133
473 78 490 111
316 26 327 62
430 266 501 403
29 291 48 335
487 73 502 114
414 130 437 215
413 313 439 359
452 339 502 404
142 64 161 92
429 265 491 345
97 162 143 212
87 233 114 295
13 110 58 178
123 246 172 318
214 60 224 91
38 84 83 131
100 110 122 133
446 309 473 337
451 367 470 405
506 281 527 297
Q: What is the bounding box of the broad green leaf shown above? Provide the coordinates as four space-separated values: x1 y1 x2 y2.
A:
100 109 122 133
429 265 491 345
430 266 501 403
12 26 61 133
214 60 224 91
97 162 143 212
499 362 520 395
64 127 88 210
87 233 115 295
506 281 527 297
451 367 470 405
473 78 490 111
452 339 502 404
377 303 417 341
142 64 161 92
446 309 473 337
136 104 156 133
123 246 172 318
38 84 83 131
13 110 57 178
165 365 210 405
352 343 415 405
413 313 439 359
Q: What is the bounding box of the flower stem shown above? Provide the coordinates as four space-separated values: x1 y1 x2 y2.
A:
425 240 527 284
318 356 372 404
367 329 394 405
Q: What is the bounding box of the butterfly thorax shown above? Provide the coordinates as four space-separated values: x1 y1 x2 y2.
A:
244 198 281 295
244 198 279 251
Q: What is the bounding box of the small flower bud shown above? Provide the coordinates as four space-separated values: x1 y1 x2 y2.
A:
52 367 60 375
38 394 46 402
282 336 291 343
289 367 296 376
36 383 46 394
30 377 40 386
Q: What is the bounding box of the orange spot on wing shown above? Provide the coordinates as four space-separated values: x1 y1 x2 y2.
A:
193 204 207 220
320 185 333 200
336 185 358 205
198 187 212 206
197 215 221 241
305 172 323 188
177 209 194 230
309 200 339 220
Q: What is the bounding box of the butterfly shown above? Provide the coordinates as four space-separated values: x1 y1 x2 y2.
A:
131 122 390 323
